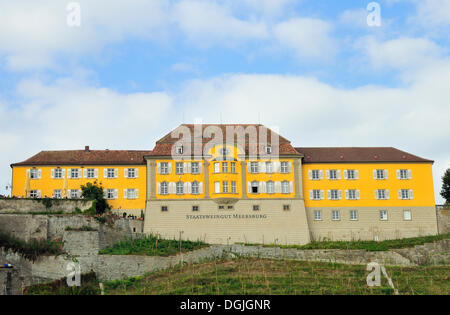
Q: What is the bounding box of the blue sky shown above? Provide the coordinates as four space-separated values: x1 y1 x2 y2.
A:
0 0 449 202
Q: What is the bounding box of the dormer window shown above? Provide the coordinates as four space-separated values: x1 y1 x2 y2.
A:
220 148 229 155
266 146 272 154
176 146 183 154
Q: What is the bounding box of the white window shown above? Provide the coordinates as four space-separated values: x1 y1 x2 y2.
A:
281 181 289 194
251 181 259 194
161 182 168 195
314 210 322 221
376 189 389 200
266 162 273 174
346 169 356 180
29 190 40 198
231 181 237 194
71 190 80 199
161 206 168 212
266 146 272 154
223 181 229 193
160 162 169 175
176 162 184 175
398 169 412 180
29 169 40 179
192 181 199 194
253 205 260 211
230 162 236 173
54 169 63 179
250 162 259 173
214 163 220 173
127 168 136 178
220 148 229 155
380 210 388 221
106 168 115 179
176 182 184 194
191 162 199 174
332 210 340 221
53 190 62 199
87 168 96 179
311 170 321 180
403 210 412 221
350 210 358 221
375 169 387 180
328 169 338 180
400 189 410 200
214 182 220 194
176 146 183 154
125 189 138 199
70 169 80 179
192 206 199 212
266 181 274 194
311 190 322 200
329 190 340 200
283 205 290 211
280 162 289 173
222 162 228 173
347 189 357 200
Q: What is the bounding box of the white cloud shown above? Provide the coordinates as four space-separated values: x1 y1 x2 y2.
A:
273 18 336 60
356 36 444 73
413 0 450 28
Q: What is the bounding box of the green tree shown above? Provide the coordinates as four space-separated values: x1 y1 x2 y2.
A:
80 181 110 214
441 168 450 204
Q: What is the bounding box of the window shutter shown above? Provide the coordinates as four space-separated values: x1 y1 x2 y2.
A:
187 182 192 194
275 162 281 173
309 190 314 200
124 168 128 178
199 182 203 194
157 163 161 174
288 162 293 173
168 163 172 174
67 170 72 179
326 170 330 180
260 162 266 173
384 170 388 179
184 182 189 193
183 163 188 173
275 181 281 193
308 170 312 180
103 190 107 198
345 190 349 200
247 182 251 193
94 169 98 178
398 190 402 200
37 190 41 198
385 189 390 199
51 169 55 179
409 189 414 200
355 170 359 179
67 189 71 198
135 168 139 178
103 169 107 179
327 190 331 200
289 181 293 193
157 183 161 195
247 162 251 173
260 181 266 193
320 190 325 200
124 189 128 199
407 170 412 179
375 190 379 200
337 170 341 180
344 170 348 180
37 169 42 179
83 169 87 178
373 170 377 179
396 170 400 179
338 190 342 200
198 163 203 174
356 190 361 200
114 189 118 199
26 169 30 178
170 182 176 194
186 163 191 174
114 169 118 178
135 189 139 199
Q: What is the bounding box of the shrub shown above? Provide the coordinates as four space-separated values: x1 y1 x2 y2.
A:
80 181 110 214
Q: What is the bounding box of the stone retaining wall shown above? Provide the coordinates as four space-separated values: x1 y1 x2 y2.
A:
0 198 93 214
437 209 450 234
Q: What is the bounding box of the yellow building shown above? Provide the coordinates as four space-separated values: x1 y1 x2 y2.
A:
10 125 438 244
11 147 149 216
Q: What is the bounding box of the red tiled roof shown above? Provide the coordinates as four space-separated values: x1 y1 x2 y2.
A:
149 124 300 156
295 147 433 163
11 149 152 167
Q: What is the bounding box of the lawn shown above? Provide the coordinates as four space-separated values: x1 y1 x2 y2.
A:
104 257 450 295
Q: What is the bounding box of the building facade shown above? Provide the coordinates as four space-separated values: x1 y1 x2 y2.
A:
10 124 438 244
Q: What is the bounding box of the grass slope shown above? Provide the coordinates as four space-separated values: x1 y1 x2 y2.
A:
104 258 450 295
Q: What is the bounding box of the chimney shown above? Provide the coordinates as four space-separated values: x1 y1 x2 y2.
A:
85 146 90 151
